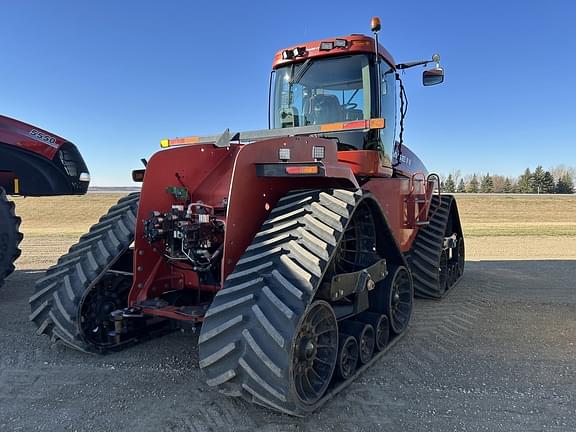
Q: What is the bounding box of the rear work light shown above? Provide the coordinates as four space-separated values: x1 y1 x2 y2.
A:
278 147 291 161
285 165 319 175
312 146 325 160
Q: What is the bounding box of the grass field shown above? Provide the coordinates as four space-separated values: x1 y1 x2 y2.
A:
10 193 576 269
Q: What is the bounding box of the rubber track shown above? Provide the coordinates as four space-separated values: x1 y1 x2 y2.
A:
29 193 139 353
409 195 463 299
0 187 23 289
199 188 364 415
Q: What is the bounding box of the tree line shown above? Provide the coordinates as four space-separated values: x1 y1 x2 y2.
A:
442 165 575 194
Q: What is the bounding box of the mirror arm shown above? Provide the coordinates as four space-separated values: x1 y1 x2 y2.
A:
395 59 433 70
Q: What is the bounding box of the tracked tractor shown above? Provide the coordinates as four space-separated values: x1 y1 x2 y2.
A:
30 18 464 415
0 115 90 289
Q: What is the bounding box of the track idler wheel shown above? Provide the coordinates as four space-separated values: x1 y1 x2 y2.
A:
335 334 359 380
293 301 339 406
356 312 389 351
439 249 449 294
383 266 413 335
80 274 132 349
456 237 465 277
340 321 375 365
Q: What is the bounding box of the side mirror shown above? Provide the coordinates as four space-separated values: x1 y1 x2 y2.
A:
423 67 444 86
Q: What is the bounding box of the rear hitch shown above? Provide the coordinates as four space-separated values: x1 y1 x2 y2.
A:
106 306 169 348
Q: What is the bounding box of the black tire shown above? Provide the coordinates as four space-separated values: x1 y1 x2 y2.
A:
29 193 139 353
199 188 365 415
335 334 359 380
0 187 23 289
410 195 464 299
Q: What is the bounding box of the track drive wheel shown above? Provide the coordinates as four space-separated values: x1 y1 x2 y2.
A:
0 187 23 289
29 193 139 353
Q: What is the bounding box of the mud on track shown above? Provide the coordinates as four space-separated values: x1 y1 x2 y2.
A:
1 259 574 432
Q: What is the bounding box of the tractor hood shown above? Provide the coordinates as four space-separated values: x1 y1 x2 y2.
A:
0 115 90 196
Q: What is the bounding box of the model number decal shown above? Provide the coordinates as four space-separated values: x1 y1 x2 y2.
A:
30 129 57 145
393 149 412 166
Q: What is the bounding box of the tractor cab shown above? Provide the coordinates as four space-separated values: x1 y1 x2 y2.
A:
270 34 398 167
271 24 444 173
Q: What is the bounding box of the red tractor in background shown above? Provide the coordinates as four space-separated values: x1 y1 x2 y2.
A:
30 18 464 415
0 115 90 288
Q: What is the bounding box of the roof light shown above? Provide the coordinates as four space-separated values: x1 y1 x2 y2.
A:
312 146 325 160
286 165 319 175
320 41 333 51
334 39 348 48
317 118 386 133
293 46 306 57
161 136 200 147
282 50 294 60
371 16 381 32
278 147 291 161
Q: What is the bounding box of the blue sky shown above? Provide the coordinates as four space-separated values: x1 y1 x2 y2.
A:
1 1 575 185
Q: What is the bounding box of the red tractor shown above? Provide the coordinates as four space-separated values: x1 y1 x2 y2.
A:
30 18 464 415
0 115 90 288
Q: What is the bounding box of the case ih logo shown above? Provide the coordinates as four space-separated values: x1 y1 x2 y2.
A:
29 129 57 147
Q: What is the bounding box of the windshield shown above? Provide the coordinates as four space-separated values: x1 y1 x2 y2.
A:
272 55 373 129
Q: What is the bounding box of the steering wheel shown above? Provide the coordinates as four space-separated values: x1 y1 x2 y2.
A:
343 102 358 110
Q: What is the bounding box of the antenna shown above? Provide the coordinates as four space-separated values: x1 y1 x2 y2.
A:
371 17 382 129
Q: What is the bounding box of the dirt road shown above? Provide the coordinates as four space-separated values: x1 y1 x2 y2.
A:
1 259 574 431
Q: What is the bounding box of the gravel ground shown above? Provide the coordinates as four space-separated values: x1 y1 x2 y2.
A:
1 260 575 432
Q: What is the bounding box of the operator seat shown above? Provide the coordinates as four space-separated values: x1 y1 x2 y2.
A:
308 94 344 125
